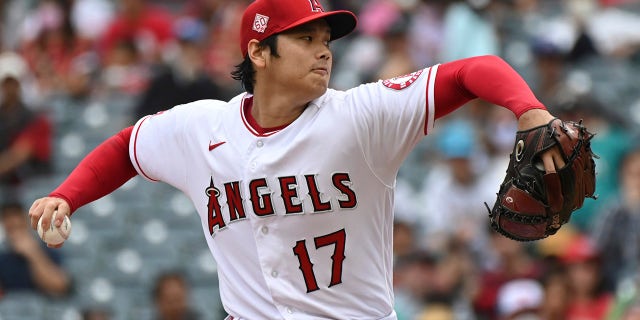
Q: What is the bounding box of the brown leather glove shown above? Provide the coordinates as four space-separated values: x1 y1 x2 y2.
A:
487 119 597 241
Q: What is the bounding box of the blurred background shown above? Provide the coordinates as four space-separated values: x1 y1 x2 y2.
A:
1 0 640 319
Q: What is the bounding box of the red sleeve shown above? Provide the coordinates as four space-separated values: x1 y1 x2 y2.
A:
49 127 138 214
434 55 546 120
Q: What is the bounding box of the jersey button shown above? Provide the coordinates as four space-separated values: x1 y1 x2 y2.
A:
286 307 293 314
256 140 264 148
271 271 278 278
261 226 268 234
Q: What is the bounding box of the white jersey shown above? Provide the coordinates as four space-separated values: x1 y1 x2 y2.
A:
129 65 439 319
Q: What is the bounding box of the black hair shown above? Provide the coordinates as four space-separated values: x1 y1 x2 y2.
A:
231 35 279 94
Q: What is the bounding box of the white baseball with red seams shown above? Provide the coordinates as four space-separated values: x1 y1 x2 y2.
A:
37 210 72 246
129 65 438 319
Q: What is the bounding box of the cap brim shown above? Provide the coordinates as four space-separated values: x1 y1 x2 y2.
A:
281 10 357 41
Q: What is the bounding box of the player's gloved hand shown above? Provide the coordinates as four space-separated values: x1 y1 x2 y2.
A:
29 197 72 248
517 109 566 170
488 109 597 241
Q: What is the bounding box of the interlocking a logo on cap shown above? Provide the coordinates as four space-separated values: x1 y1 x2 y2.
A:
308 0 324 12
253 13 269 33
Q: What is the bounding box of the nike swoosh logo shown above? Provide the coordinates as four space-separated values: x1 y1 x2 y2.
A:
209 141 226 151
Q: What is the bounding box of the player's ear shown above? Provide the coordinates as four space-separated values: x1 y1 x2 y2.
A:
247 39 267 69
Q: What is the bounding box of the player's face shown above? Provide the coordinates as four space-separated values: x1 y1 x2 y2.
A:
266 20 333 100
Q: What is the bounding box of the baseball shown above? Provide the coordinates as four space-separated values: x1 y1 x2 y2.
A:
37 211 72 246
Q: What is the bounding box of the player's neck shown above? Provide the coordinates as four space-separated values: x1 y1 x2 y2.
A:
250 90 311 128
243 96 290 135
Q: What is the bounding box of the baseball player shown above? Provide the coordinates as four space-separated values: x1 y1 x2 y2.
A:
29 0 566 319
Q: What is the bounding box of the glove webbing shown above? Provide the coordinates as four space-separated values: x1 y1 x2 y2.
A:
485 202 556 241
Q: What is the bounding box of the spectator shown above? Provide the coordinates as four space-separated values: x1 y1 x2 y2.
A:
415 304 455 320
555 93 634 231
429 239 478 320
151 271 199 320
374 11 416 81
99 0 175 66
0 202 71 297
19 0 94 99
496 278 544 320
472 228 543 319
602 274 640 320
528 37 569 108
440 0 500 61
71 0 115 42
397 243 475 320
0 51 52 189
393 250 440 320
97 0 176 95
393 218 417 260
99 37 151 95
561 235 614 320
133 17 226 121
591 145 640 292
417 118 495 258
67 0 115 100
181 0 247 97
332 0 410 88
585 1 640 60
539 262 571 320
611 281 640 320
407 0 448 69
623 303 640 320
82 306 113 320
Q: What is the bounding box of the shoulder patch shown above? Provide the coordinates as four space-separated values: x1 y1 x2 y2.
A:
382 70 424 90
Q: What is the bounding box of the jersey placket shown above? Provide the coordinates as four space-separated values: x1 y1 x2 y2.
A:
243 136 300 319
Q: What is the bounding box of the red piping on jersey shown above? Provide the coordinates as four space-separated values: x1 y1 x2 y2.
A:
424 66 434 135
240 95 260 136
240 95 292 137
133 116 158 181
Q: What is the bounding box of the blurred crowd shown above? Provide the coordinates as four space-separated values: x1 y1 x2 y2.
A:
1 0 640 319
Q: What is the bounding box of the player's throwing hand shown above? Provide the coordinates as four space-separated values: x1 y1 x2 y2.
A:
29 197 71 248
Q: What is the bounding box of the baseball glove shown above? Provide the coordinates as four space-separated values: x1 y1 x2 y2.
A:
487 118 597 241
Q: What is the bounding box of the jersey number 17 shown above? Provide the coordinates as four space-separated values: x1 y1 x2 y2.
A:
292 229 346 293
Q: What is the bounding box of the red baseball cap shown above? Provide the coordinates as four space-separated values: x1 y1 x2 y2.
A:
560 235 599 264
240 0 358 57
